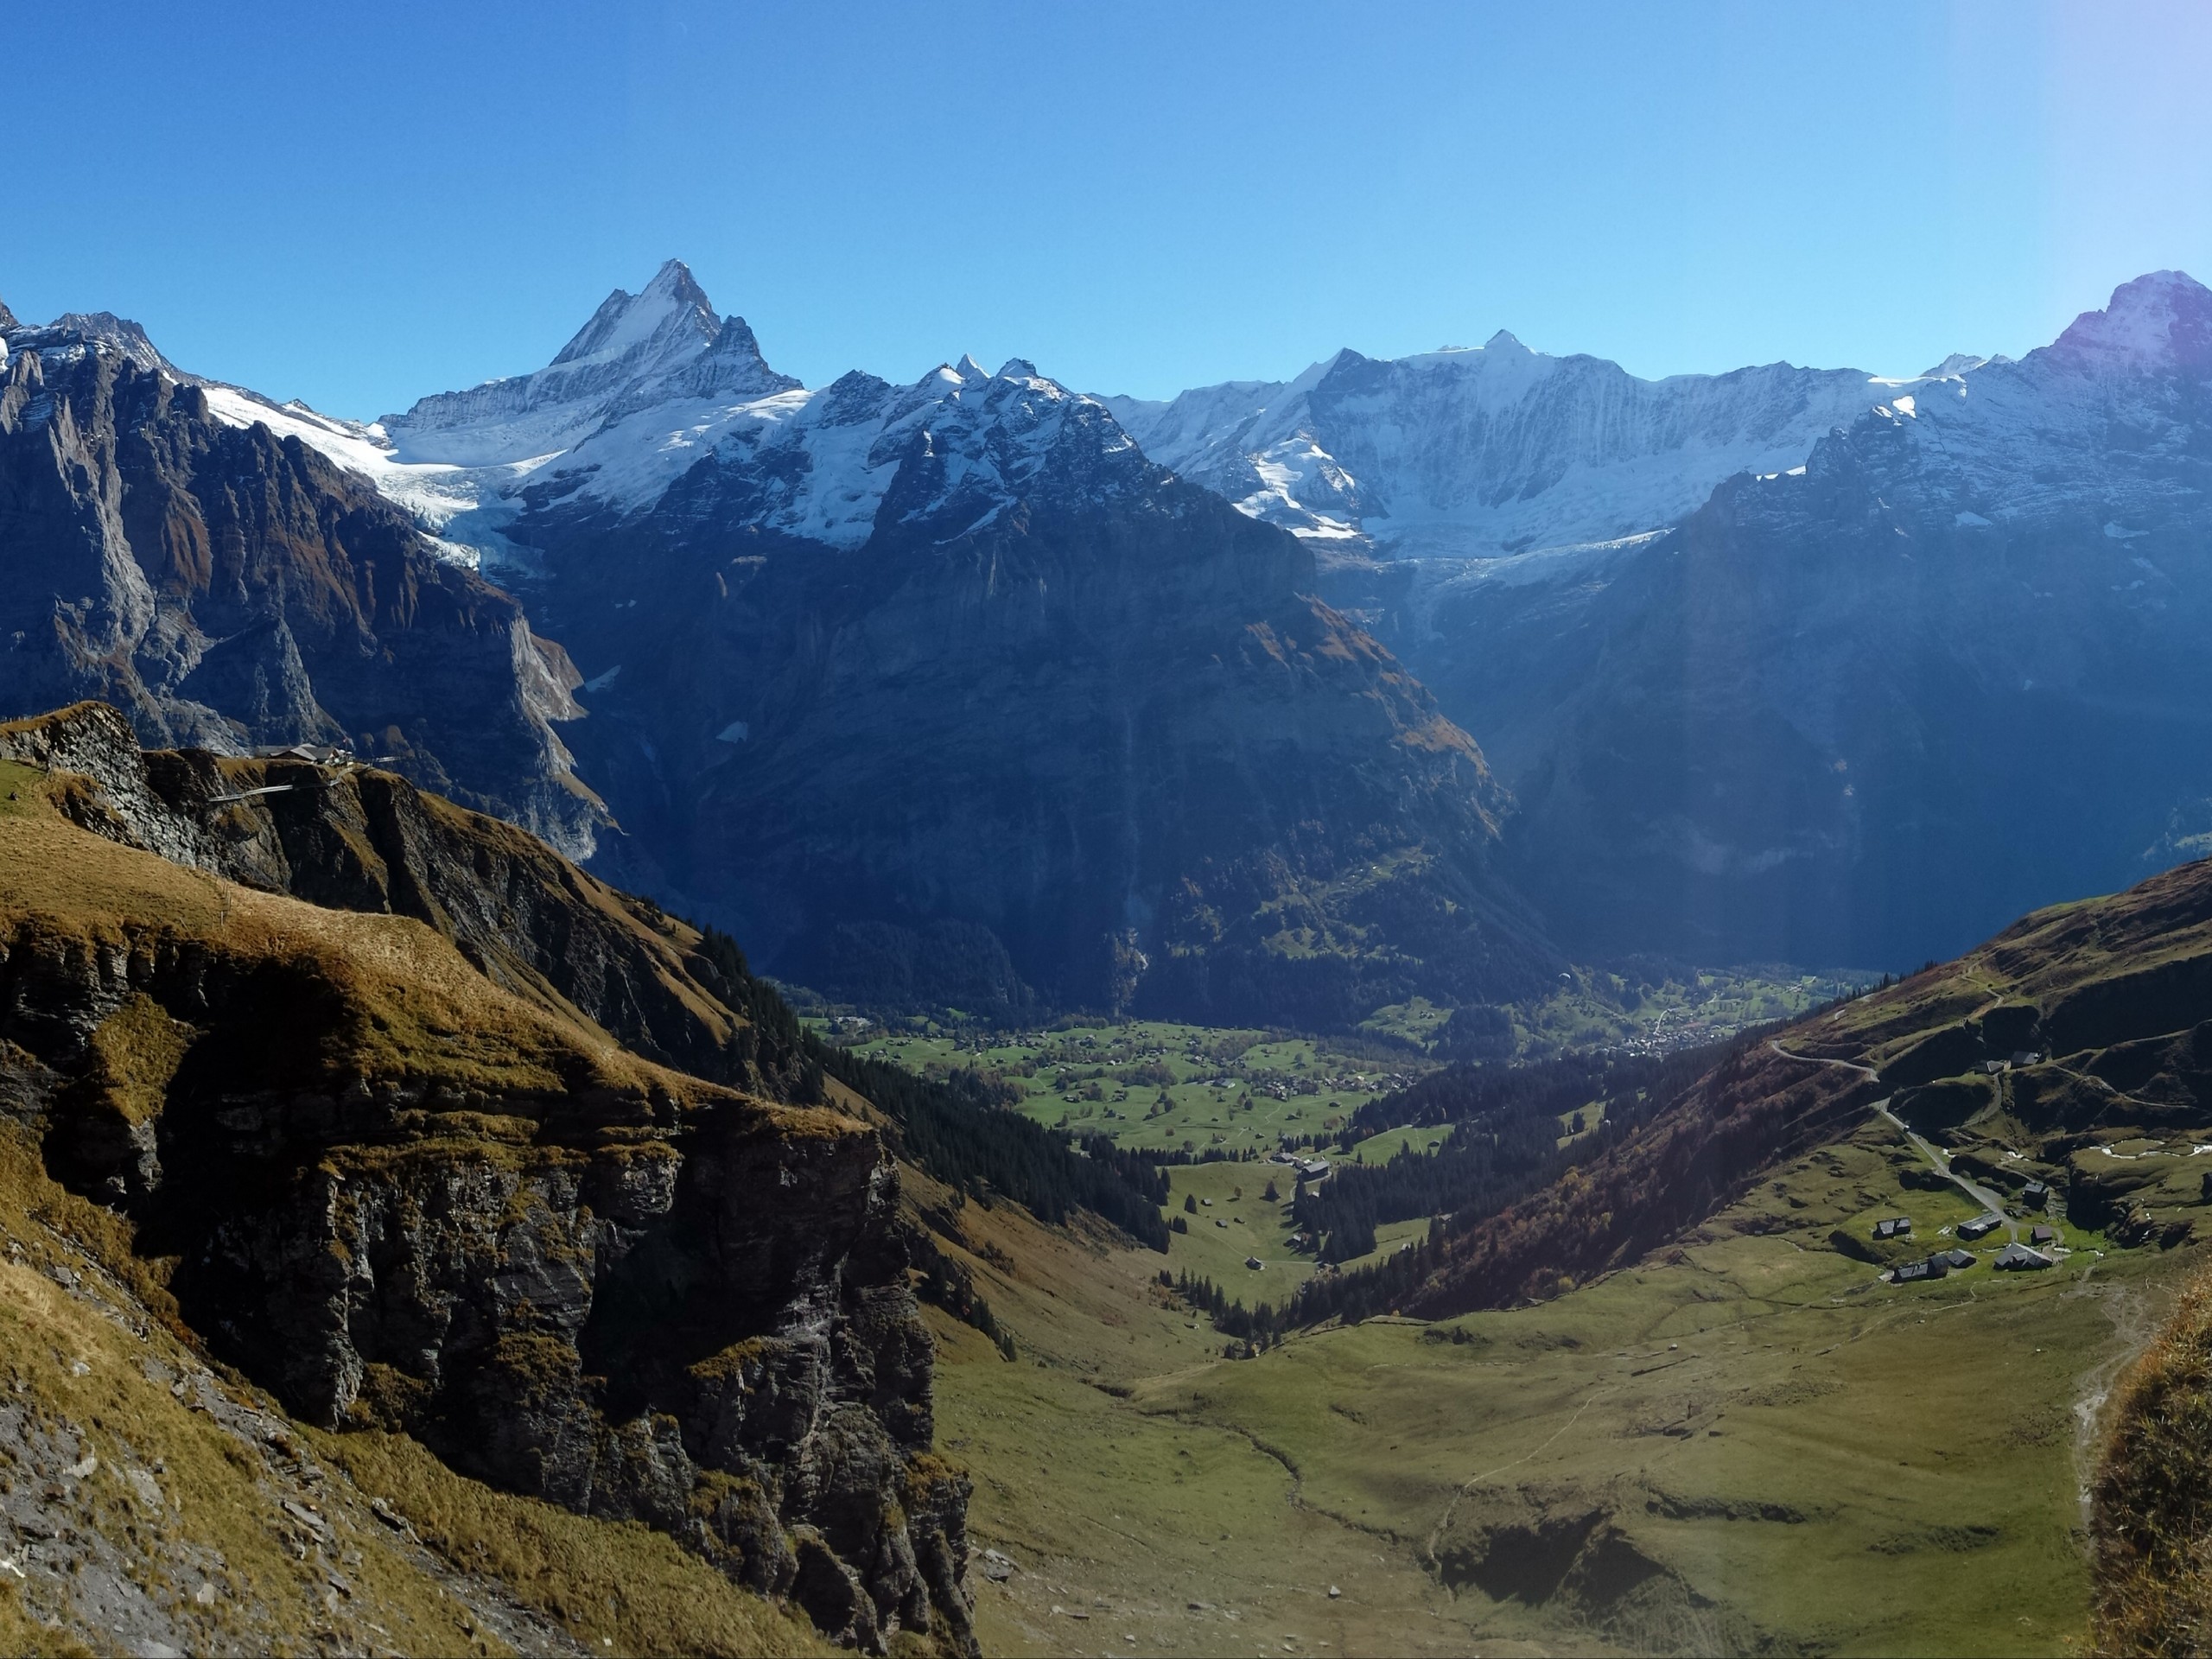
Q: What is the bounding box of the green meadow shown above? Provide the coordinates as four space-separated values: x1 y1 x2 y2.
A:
928 1109 2196 1656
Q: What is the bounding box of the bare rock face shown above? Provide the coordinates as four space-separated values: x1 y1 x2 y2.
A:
0 707 973 1653
0 319 601 860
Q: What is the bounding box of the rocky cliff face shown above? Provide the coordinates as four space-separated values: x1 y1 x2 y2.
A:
0 312 601 860
0 704 972 1653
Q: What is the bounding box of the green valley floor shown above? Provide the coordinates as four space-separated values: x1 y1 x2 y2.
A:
924 1112 2189 1656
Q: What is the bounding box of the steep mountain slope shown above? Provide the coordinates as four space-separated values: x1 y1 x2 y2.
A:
1476 270 2212 969
372 265 1555 1021
1104 334 1882 561
0 703 975 1653
0 309 600 858
1402 836 2212 1318
0 1112 823 1657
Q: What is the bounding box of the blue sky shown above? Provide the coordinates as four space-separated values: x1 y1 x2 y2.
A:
8 1 2210 417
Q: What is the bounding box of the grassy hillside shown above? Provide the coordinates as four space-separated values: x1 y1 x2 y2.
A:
923 1103 2190 1655
912 856 2212 1653
2093 1261 2212 1655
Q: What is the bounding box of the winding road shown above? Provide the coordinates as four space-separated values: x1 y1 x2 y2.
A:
1768 1040 2020 1244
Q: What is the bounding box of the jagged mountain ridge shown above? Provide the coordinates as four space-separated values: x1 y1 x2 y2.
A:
1103 332 1886 561
0 310 601 859
22 263 2212 1001
0 270 1554 1020
356 264 1560 1020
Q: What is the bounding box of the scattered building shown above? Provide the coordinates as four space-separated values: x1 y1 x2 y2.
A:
2011 1051 2042 1066
1982 1059 2011 1076
1958 1214 2003 1241
1939 1249 1976 1270
1891 1257 1944 1284
2031 1224 2060 1246
1872 1217 1913 1241
2022 1180 2050 1210
1993 1242 2055 1271
1244 1256 1264 1271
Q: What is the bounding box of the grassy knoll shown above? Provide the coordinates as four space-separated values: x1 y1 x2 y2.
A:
926 1109 2196 1655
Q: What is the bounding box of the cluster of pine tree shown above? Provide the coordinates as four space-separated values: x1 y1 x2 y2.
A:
1297 1044 1732 1259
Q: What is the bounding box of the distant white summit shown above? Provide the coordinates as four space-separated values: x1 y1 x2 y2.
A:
380 258 801 468
1100 270 2210 563
2046 269 2212 376
1103 333 1887 562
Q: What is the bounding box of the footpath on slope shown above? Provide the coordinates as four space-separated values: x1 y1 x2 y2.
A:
1770 1039 2020 1243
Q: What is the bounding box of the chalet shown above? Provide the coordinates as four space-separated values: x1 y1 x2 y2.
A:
1244 1256 1264 1271
1872 1217 1913 1241
1958 1214 2003 1241
1938 1249 1976 1270
2011 1051 2042 1066
257 741 349 765
1296 1158 1332 1179
1891 1257 1942 1284
2022 1180 2050 1210
2030 1224 2060 1247
1982 1059 2010 1076
1993 1243 2055 1271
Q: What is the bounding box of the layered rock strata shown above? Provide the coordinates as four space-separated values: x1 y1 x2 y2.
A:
0 704 970 1652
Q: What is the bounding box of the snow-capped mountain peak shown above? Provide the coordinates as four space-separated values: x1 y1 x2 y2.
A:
550 257 718 368
379 259 799 468
1922 352 2011 379
2049 270 2212 376
2 309 175 377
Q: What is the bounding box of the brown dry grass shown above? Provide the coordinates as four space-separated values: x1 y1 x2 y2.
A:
310 1429 830 1658
2094 1265 2212 1656
0 750 837 1654
0 776 807 1127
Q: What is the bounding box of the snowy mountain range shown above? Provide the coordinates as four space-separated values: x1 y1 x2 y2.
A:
4 259 2209 1000
1103 335 1894 562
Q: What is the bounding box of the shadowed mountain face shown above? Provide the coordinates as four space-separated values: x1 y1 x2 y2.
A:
508 359 1555 1024
1109 271 2212 974
1 271 1554 1021
0 315 600 857
1456 272 2212 969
